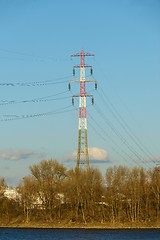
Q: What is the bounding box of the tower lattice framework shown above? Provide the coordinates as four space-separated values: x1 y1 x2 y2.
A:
70 50 97 168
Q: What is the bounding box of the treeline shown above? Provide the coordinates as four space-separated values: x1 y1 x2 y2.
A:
0 159 160 225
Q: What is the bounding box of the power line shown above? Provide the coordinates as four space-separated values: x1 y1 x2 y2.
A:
94 60 157 168
0 105 75 122
94 104 153 169
0 90 69 106
0 76 71 87
98 85 154 161
87 110 146 168
0 48 68 62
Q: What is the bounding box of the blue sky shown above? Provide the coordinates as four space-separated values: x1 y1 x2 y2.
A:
0 0 160 186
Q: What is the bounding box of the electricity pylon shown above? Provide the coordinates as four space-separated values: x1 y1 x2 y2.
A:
69 50 97 168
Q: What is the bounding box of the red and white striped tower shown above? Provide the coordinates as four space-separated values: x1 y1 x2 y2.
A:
70 50 96 168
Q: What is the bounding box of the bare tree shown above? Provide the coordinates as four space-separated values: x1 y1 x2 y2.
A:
150 167 160 221
18 176 38 222
29 159 67 221
0 177 6 197
64 167 104 223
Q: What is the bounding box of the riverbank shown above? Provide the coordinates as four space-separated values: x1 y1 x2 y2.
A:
0 220 160 229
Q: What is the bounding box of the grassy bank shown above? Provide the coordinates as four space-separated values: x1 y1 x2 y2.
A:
0 220 160 229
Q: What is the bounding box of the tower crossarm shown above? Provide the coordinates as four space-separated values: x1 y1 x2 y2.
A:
70 79 96 83
72 94 94 98
73 65 93 68
71 51 94 58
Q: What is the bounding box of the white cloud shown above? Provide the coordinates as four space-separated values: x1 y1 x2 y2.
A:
0 149 45 161
89 147 108 161
69 147 108 162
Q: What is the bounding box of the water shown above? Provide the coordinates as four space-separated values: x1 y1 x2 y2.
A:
0 228 159 240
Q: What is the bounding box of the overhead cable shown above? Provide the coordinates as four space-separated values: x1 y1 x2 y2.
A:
0 76 71 87
0 91 69 106
0 105 75 122
98 85 154 161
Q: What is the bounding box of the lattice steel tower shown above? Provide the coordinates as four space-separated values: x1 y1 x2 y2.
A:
69 50 97 168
